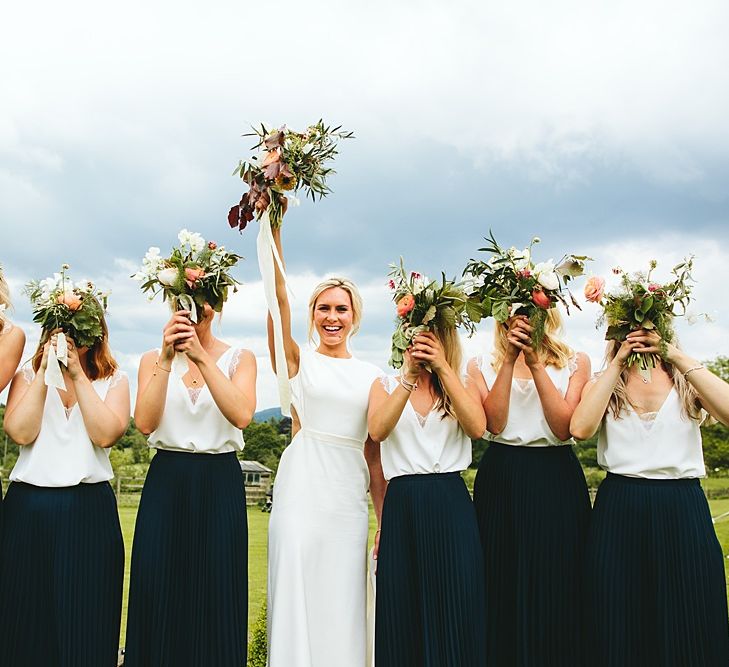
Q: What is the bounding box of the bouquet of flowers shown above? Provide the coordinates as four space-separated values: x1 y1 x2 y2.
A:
228 120 354 231
463 231 590 347
388 259 476 369
585 258 697 380
26 264 108 348
133 229 242 322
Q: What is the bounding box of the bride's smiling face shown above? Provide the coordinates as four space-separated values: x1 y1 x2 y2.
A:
313 287 354 347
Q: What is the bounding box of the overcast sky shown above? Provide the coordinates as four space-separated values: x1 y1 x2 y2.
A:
2 0 728 408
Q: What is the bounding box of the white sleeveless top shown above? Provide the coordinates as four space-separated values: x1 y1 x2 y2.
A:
10 367 128 487
597 388 706 479
148 347 246 454
290 349 380 443
378 375 471 480
477 354 577 447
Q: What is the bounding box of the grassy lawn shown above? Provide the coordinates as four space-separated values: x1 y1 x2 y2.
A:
117 492 729 649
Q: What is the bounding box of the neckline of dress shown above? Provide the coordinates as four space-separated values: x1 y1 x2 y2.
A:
629 387 675 420
179 345 233 392
313 349 353 361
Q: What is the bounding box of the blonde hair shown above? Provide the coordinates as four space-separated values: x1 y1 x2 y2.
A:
0 269 11 334
307 277 363 343
604 340 703 421
491 308 573 372
431 326 463 420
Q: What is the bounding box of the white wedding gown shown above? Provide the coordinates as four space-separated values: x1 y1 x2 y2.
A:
267 349 380 667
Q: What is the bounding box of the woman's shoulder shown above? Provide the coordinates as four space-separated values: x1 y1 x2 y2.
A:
0 321 25 346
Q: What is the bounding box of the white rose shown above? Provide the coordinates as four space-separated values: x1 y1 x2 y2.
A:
178 229 192 246
538 271 559 291
513 248 531 271
157 267 179 286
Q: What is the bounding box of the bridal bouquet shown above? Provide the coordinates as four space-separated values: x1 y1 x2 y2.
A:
227 120 354 231
463 231 589 347
133 229 242 322
26 264 108 348
585 258 697 380
388 259 476 369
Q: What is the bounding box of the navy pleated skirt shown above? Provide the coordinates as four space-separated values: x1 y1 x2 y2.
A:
473 442 591 667
0 481 124 667
375 472 487 667
124 449 248 667
586 473 729 667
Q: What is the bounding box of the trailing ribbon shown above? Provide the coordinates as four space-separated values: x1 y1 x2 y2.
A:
44 332 68 390
169 297 196 378
257 209 292 417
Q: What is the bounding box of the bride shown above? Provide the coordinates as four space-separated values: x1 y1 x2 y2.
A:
265 224 385 667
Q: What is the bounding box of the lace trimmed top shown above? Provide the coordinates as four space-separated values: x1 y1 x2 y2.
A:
597 388 706 479
377 374 471 480
148 347 247 454
10 367 129 487
477 354 578 447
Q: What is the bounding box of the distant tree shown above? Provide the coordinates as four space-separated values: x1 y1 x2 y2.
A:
702 356 729 473
242 420 287 472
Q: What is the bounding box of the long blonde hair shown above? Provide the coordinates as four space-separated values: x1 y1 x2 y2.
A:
604 340 702 421
0 268 12 334
491 308 573 372
430 326 463 420
307 277 363 343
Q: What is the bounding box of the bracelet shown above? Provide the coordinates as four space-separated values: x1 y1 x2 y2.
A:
154 360 172 375
683 365 705 379
399 376 417 392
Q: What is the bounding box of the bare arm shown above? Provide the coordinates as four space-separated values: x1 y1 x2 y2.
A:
4 342 51 445
76 372 130 448
134 312 193 435
0 325 25 393
483 359 516 436
267 225 300 379
364 436 387 525
530 352 591 441
570 340 639 439
195 349 257 430
367 358 419 444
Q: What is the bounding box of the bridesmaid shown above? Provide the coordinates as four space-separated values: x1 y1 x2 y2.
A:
0 267 26 522
124 303 256 667
571 328 729 667
470 311 591 666
266 225 385 667
0 316 128 666
368 330 487 667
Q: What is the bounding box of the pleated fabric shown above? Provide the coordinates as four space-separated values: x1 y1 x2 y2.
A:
124 449 248 667
0 481 124 667
585 473 729 667
473 442 590 667
375 472 487 667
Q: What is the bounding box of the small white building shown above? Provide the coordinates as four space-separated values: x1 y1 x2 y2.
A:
240 460 273 505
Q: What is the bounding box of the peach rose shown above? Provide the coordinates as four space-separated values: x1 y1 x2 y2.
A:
584 276 605 303
184 267 206 287
396 294 415 317
57 291 82 311
531 289 551 309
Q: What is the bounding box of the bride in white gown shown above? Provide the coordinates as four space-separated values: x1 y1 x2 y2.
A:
266 225 386 667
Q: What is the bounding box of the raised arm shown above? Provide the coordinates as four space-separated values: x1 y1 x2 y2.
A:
0 325 25 393
267 225 300 379
134 312 192 435
411 332 486 439
631 329 729 427
367 358 419 443
570 338 640 440
483 321 521 435
4 343 51 445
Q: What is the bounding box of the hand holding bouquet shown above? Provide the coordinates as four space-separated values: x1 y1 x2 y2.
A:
388 259 475 369
228 121 354 231
586 258 698 381
26 264 108 348
463 231 590 347
134 229 241 322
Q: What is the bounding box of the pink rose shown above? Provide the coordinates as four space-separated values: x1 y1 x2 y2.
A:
396 294 415 317
584 276 605 303
57 291 83 311
184 267 206 287
208 241 217 250
531 289 551 309
647 283 659 292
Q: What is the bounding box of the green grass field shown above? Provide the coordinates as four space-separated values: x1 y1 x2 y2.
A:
117 493 729 648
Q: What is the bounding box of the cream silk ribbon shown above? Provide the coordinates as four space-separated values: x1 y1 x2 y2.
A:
169 296 197 378
257 209 292 417
44 332 68 390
